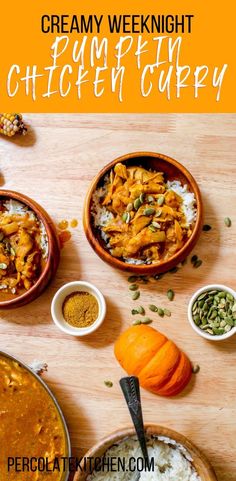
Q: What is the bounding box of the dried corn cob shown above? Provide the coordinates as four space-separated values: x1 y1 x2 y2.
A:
0 113 27 137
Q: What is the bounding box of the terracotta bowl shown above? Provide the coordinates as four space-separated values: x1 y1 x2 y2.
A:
83 152 203 274
0 190 60 309
73 424 218 481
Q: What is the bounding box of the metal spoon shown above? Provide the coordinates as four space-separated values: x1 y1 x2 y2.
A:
120 376 149 480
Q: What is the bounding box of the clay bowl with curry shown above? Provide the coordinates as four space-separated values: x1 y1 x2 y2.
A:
0 190 60 308
0 350 71 481
83 152 203 275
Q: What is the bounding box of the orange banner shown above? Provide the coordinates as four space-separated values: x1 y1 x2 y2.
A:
0 0 235 112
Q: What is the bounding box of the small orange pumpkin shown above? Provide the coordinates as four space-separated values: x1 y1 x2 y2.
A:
114 324 192 397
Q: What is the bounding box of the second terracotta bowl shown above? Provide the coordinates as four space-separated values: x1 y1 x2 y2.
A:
83 152 203 275
73 424 217 481
0 190 60 309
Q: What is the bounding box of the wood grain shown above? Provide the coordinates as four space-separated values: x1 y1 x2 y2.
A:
0 114 236 481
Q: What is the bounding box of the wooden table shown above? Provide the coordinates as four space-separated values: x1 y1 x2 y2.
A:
0 114 235 481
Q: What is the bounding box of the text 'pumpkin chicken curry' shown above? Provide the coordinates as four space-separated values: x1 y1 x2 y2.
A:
0 354 68 481
92 164 197 265
0 199 48 299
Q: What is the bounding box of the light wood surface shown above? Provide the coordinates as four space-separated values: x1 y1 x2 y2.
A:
0 114 236 481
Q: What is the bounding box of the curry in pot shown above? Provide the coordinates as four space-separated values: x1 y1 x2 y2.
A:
0 353 68 480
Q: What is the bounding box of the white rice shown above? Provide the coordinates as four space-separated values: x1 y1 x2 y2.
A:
166 181 197 226
87 436 201 481
2 199 48 258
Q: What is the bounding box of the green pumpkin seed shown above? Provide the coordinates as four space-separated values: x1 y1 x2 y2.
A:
155 209 162 217
218 291 226 298
192 364 200 374
152 221 161 229
0 263 7 270
157 308 164 317
139 193 145 204
163 308 171 317
104 380 113 388
226 292 234 301
142 317 152 324
149 304 158 312
206 328 214 335
193 259 203 268
132 319 142 325
225 318 234 326
144 207 155 216
224 217 231 227
191 254 198 263
137 306 145 315
157 195 165 206
127 202 133 212
193 314 200 325
132 291 140 300
147 195 154 203
129 284 139 291
134 198 141 210
167 289 174 301
122 212 128 222
149 225 156 232
131 309 139 315
0 233 4 242
128 275 139 283
224 324 231 333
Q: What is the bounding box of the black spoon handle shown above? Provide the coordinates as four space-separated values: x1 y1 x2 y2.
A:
120 376 148 460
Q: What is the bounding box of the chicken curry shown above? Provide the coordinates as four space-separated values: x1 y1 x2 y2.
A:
92 163 196 265
0 353 68 481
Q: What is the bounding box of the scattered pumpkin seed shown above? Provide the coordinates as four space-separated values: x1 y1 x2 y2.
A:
142 317 152 324
144 207 155 216
122 212 128 222
167 289 174 301
155 209 162 217
134 198 141 210
224 217 231 227
131 309 139 315
163 308 171 317
128 275 139 283
132 291 140 300
203 224 212 231
129 284 139 291
192 364 200 374
127 202 133 212
10 247 15 256
149 304 158 312
149 225 156 232
193 259 202 268
132 319 142 325
104 381 113 388
147 195 154 203
157 195 165 206
137 306 145 315
157 308 164 317
191 254 198 263
0 263 7 270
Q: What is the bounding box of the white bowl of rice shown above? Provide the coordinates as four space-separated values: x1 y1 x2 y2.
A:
73 425 217 481
83 152 203 275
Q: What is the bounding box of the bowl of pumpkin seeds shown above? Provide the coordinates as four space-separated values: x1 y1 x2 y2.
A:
188 284 236 340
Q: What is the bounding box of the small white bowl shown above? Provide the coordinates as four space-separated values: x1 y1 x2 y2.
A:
188 284 236 341
51 281 106 337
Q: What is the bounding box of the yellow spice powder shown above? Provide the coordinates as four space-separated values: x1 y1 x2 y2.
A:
62 291 99 328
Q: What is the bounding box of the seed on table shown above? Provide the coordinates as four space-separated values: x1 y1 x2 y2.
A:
149 304 158 312
203 224 212 231
193 259 203 268
128 275 139 283
157 308 164 317
104 381 113 388
129 284 139 291
224 217 231 227
167 289 174 301
192 364 200 374
163 308 171 317
136 306 145 315
191 254 198 263
142 317 152 324
132 319 142 325
132 291 140 300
